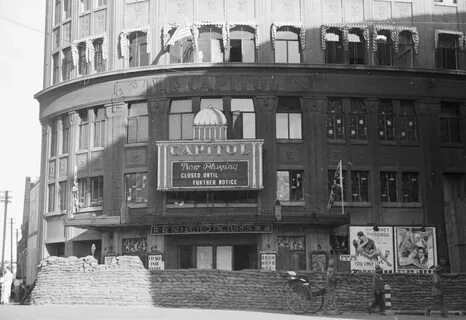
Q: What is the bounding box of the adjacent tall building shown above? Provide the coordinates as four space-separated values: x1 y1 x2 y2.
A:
32 0 466 280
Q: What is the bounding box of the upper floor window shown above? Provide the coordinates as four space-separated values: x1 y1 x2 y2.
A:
435 33 462 70
169 99 193 140
93 108 105 148
402 172 419 202
125 172 148 203
348 29 366 65
62 48 73 81
169 37 194 64
50 120 58 157
62 115 70 154
231 99 255 139
90 176 104 206
129 31 149 67
434 0 457 4
80 0 91 12
375 31 394 66
380 171 397 202
440 102 461 143
351 171 369 202
378 100 395 141
64 0 71 19
58 181 68 212
229 26 255 62
399 100 417 142
94 39 106 72
48 184 56 212
277 170 304 202
54 0 62 25
396 31 415 67
325 28 344 64
198 26 224 63
327 98 345 140
349 98 367 141
78 45 90 75
276 97 302 139
52 53 60 84
78 110 89 150
95 0 107 8
127 103 148 143
275 27 300 63
443 173 465 201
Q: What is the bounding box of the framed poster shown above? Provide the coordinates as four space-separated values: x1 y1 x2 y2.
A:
349 226 394 273
310 251 328 272
260 251 277 271
148 254 164 271
394 227 437 274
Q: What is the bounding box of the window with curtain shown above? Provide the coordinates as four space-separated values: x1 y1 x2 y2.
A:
327 98 345 140
127 103 148 143
231 99 255 139
349 98 367 141
276 97 302 139
93 108 105 148
229 26 255 62
128 31 149 67
198 26 224 63
325 29 344 64
375 31 394 66
169 99 194 140
94 38 106 72
275 27 300 63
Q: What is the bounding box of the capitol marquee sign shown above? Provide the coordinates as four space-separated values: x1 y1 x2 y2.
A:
156 140 264 190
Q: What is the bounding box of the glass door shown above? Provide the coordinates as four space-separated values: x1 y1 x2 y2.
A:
216 246 232 270
196 246 213 269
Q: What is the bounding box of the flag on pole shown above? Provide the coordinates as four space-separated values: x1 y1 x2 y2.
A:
166 26 192 47
327 160 344 213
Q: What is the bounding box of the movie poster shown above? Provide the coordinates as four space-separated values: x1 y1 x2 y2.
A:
349 226 394 273
394 227 437 274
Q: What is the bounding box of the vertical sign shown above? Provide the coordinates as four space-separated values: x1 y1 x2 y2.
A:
349 226 394 273
260 252 277 271
148 254 164 271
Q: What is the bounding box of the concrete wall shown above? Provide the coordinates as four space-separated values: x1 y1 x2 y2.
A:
32 256 466 312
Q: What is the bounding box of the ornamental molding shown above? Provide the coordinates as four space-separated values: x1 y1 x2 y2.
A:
271 22 305 50
434 29 464 50
119 25 152 58
372 25 419 54
320 24 370 52
71 34 108 68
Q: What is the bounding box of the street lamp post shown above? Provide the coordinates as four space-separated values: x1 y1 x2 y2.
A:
0 190 12 272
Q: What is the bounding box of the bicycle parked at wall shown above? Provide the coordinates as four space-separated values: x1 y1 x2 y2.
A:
282 270 358 314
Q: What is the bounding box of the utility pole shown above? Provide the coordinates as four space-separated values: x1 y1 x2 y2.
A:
1 190 12 272
10 218 13 271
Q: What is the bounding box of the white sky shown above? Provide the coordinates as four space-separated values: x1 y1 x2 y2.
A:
0 0 45 263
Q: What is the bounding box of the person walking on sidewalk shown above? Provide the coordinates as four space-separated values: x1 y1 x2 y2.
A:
425 266 448 317
368 264 385 315
0 266 13 304
322 259 341 315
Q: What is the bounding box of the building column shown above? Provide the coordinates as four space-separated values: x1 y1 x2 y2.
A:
366 98 380 225
37 122 49 262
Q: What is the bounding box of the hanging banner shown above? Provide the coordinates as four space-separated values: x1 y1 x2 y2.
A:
394 227 437 274
349 226 394 273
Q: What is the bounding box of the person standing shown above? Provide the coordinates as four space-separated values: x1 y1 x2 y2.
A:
13 277 22 302
426 266 448 317
368 264 385 315
323 259 340 315
0 266 13 304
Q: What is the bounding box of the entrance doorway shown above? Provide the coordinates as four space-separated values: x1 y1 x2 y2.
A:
177 245 256 270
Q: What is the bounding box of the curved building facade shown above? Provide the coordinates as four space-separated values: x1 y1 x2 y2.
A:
34 0 466 274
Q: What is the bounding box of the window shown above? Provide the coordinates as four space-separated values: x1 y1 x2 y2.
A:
436 33 461 70
167 191 257 205
434 0 457 4
127 103 148 143
380 171 397 202
327 98 345 140
378 100 395 141
62 48 73 81
77 178 87 207
229 26 255 62
95 0 107 8
62 115 70 154
50 120 57 157
93 108 105 147
79 110 89 149
351 171 369 202
48 184 55 212
375 31 394 66
328 170 346 202
325 29 345 64
399 100 417 142
231 99 255 139
169 37 194 64
443 173 465 201
396 31 414 67
64 0 71 19
78 45 90 75
90 176 104 206
94 39 106 72
440 102 461 143
349 99 367 141
125 173 148 203
348 29 366 65
169 100 193 140
52 53 60 84
128 31 149 67
58 181 67 211
402 172 419 202
277 170 304 202
198 27 224 63
54 0 61 25
276 97 302 139
275 27 300 63
80 0 91 12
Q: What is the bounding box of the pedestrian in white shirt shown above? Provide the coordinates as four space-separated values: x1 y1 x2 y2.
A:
0 266 13 304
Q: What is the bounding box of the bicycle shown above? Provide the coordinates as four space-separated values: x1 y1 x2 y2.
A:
282 270 359 314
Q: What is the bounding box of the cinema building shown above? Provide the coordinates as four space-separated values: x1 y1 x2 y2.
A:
33 0 466 274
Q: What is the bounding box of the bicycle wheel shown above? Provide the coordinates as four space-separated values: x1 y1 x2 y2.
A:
284 280 313 314
307 284 325 314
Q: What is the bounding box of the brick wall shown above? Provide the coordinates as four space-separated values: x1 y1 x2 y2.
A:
32 256 466 312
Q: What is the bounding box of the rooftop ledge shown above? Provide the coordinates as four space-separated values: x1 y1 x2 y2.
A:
34 62 466 100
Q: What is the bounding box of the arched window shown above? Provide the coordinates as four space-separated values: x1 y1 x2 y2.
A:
348 29 366 65
275 27 301 63
325 28 344 64
229 26 255 62
198 26 224 63
375 30 394 66
396 31 414 67
128 31 149 67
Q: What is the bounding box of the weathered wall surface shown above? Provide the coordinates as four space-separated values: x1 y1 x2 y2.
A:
32 256 466 312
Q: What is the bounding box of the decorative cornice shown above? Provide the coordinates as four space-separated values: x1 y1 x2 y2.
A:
434 29 464 50
372 25 419 54
71 34 108 68
321 24 370 52
119 25 152 58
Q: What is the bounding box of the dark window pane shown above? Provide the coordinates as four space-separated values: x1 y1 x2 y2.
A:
402 172 419 202
351 171 369 202
380 172 397 202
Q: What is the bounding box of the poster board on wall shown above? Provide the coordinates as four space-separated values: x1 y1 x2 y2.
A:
394 227 437 274
349 226 394 273
148 254 164 271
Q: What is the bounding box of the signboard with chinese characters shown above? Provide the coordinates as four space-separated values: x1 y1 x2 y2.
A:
349 226 394 273
148 254 164 271
260 252 277 271
156 140 263 190
394 227 437 274
151 223 273 235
